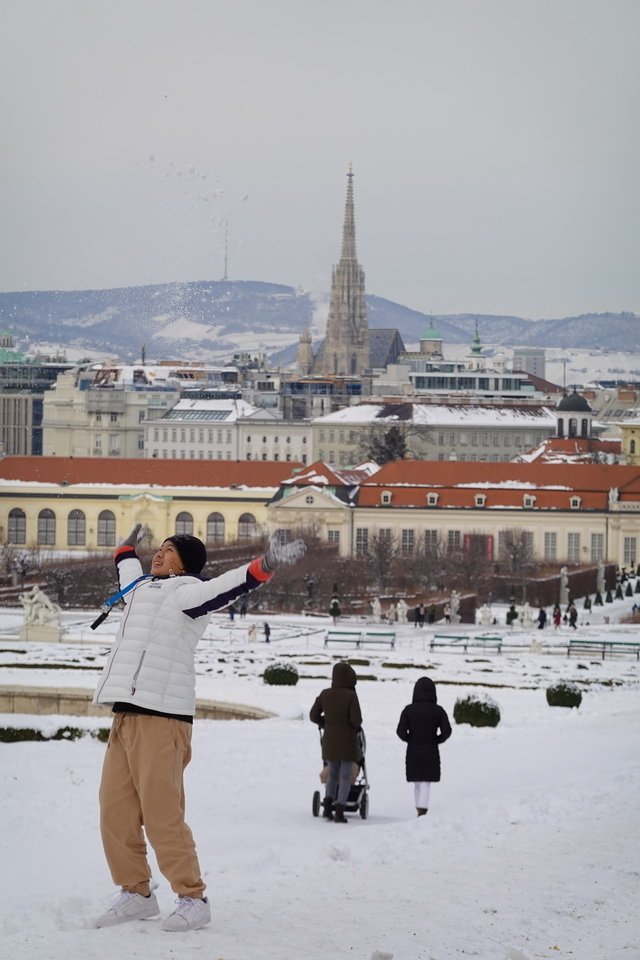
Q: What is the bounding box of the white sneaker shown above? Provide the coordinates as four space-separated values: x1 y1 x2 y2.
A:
95 891 160 928
162 896 211 932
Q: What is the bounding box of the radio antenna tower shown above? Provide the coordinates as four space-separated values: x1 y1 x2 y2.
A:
222 220 229 281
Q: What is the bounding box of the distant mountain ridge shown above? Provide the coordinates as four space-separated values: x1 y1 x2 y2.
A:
0 279 636 361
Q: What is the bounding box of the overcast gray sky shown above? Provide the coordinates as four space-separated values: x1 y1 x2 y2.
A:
1 0 639 319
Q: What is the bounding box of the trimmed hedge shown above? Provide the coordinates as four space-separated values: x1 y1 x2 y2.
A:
0 725 110 743
546 681 582 709
263 662 299 686
453 694 501 727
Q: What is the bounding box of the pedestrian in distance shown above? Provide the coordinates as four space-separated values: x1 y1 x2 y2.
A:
309 661 363 824
92 524 304 932
537 607 547 630
396 676 452 817
552 604 562 628
568 602 578 629
263 621 271 643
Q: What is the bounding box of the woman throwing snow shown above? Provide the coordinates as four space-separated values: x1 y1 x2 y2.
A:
396 676 452 817
93 525 304 932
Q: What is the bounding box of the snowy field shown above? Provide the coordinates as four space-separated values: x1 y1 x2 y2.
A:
1 595 639 960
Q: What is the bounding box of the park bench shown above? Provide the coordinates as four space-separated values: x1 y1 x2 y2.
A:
567 638 640 660
360 631 396 649
324 630 363 648
430 634 502 653
324 630 396 649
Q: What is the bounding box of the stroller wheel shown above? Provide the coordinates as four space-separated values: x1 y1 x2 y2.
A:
359 792 369 820
312 790 321 818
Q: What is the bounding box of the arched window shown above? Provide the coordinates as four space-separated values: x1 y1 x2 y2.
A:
557 418 564 438
38 509 56 546
8 507 26 545
175 512 193 536
67 509 86 546
568 418 578 438
238 513 257 541
97 510 116 547
206 512 225 545
631 439 636 455
581 418 589 437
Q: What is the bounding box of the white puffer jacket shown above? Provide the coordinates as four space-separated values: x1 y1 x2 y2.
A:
94 547 270 716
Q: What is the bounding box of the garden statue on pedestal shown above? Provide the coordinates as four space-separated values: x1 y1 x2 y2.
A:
450 590 461 625
19 585 63 642
370 597 382 623
520 602 534 626
396 598 408 624
596 559 605 595
479 603 492 626
560 566 570 605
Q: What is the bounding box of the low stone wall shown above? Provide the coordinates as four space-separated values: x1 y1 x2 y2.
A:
0 686 274 721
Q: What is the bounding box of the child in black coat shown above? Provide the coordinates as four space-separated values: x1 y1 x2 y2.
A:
396 676 451 816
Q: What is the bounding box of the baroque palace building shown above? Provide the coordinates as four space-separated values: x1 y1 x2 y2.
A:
0 458 298 553
266 460 640 570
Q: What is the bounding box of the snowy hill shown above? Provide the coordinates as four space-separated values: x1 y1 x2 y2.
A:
0 279 637 362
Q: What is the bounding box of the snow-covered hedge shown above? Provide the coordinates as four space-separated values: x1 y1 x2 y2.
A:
546 681 582 708
453 693 501 727
263 662 299 686
0 725 109 743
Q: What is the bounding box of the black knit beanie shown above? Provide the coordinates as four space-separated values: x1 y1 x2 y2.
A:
166 534 208 576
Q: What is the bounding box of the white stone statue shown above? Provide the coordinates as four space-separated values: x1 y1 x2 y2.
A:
396 598 408 624
560 565 570 604
520 602 534 626
371 597 382 623
19 585 61 626
596 559 605 594
479 603 492 626
387 602 397 623
450 590 461 625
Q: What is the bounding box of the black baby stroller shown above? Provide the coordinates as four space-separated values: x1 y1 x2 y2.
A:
312 728 369 820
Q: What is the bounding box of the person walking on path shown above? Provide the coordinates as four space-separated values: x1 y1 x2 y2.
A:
309 661 363 823
396 676 452 817
552 604 562 628
93 524 304 932
537 607 547 630
263 621 271 643
568 602 578 629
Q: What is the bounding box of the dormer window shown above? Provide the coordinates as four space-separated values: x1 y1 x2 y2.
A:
427 492 439 507
475 494 486 507
381 491 392 505
523 495 536 509
570 496 581 510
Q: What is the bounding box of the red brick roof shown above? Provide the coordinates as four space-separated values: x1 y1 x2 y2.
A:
0 456 301 488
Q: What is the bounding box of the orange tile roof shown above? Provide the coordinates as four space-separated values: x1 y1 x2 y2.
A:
0 456 301 488
358 460 640 511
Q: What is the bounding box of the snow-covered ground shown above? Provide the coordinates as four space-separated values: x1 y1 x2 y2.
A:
1 593 639 960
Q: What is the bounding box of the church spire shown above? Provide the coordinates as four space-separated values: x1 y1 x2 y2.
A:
315 167 370 378
340 163 357 262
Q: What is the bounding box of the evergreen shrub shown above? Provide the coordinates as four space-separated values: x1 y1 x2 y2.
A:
605 590 613 603
635 579 640 594
263 662 299 686
594 591 603 605
625 582 633 597
615 584 624 600
546 681 582 708
453 694 501 727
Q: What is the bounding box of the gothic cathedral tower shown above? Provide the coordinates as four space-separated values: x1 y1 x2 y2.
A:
319 167 370 376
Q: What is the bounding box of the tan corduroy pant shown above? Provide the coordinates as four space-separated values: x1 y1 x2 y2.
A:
99 713 205 898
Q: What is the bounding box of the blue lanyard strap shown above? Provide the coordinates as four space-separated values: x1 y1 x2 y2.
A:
90 575 152 630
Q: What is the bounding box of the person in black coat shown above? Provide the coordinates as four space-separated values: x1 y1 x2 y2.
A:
396 676 451 816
